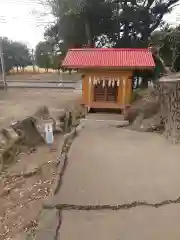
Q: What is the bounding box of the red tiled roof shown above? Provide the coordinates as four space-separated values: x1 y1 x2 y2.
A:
62 48 155 69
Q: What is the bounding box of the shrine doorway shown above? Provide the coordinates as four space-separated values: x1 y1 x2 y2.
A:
94 80 118 102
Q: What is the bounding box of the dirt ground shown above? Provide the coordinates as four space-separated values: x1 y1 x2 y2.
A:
0 134 64 240
0 77 81 239
5 72 81 82
0 88 81 128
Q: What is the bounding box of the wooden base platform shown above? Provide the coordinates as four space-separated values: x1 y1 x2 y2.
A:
80 99 131 112
90 101 121 109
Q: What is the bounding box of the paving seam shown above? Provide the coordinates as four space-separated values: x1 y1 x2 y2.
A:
27 122 85 240
44 196 180 211
55 210 62 240
52 125 85 240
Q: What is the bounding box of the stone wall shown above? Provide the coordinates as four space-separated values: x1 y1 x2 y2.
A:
123 78 180 143
157 79 180 144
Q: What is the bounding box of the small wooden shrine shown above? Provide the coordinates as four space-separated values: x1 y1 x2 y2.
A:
62 48 155 110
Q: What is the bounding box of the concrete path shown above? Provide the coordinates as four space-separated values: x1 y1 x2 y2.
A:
37 114 180 239
60 206 180 240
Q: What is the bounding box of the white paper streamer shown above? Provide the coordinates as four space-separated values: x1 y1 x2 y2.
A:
112 79 115 88
102 80 105 88
89 76 92 84
117 77 120 87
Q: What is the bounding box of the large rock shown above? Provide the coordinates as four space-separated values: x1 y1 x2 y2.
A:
33 106 50 119
1 127 19 142
49 108 66 122
11 117 44 146
0 127 20 171
122 105 139 124
0 139 20 171
0 131 8 152
35 209 60 240
123 88 160 126
140 113 164 133
141 99 160 119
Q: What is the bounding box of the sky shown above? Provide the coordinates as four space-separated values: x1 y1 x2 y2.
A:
0 0 55 49
0 0 180 50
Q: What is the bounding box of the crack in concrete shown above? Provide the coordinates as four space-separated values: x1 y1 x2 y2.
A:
44 196 180 211
45 196 180 239
41 122 180 239
53 154 68 195
55 210 62 240
42 123 180 239
52 128 77 195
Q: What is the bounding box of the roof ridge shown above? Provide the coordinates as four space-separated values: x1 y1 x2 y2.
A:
69 48 150 51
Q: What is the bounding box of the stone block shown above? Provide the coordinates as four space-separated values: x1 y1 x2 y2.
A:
1 127 19 142
35 209 60 240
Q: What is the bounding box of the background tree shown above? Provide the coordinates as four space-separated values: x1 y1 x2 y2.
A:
168 27 180 71
35 41 53 72
0 37 31 73
42 0 180 87
113 0 179 47
44 0 179 49
44 0 114 50
151 25 180 72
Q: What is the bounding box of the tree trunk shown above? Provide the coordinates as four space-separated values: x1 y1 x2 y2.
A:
84 18 92 47
123 22 130 46
141 29 150 46
171 48 177 72
140 78 148 89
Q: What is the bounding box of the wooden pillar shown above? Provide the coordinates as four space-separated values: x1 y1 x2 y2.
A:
117 77 122 104
119 75 129 105
82 74 89 105
88 76 92 108
126 76 132 104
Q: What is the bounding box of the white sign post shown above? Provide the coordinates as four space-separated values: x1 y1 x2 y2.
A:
44 123 54 146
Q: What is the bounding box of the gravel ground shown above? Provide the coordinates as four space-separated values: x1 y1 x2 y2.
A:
0 75 81 239
0 135 63 240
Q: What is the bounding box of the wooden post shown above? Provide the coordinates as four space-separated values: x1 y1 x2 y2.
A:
123 78 126 105
88 76 92 111
64 111 70 133
0 39 7 91
31 49 35 73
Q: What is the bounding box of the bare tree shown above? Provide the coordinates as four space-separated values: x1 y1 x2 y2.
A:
168 29 180 71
